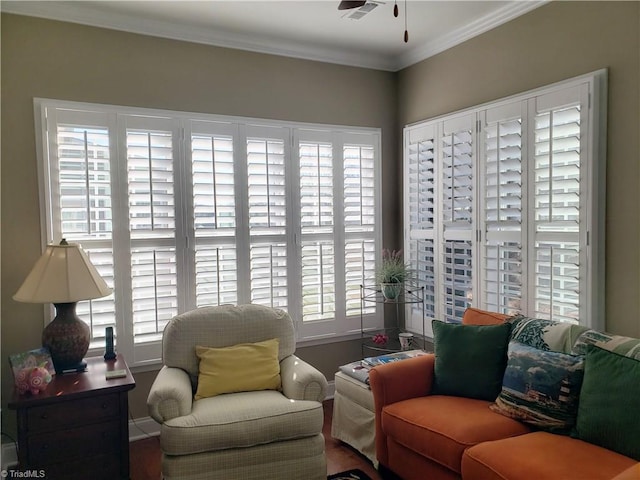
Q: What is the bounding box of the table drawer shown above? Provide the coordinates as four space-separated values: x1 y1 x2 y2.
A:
27 393 119 432
27 420 120 465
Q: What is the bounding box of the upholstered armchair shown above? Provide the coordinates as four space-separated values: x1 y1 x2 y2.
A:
147 304 328 480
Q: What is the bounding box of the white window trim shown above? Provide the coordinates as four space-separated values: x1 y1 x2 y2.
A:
34 99 383 367
404 69 607 337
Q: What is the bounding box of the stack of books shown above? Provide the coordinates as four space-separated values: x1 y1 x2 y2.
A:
338 350 426 385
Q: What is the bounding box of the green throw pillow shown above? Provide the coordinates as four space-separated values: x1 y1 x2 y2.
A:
432 320 511 401
490 341 585 433
575 345 640 461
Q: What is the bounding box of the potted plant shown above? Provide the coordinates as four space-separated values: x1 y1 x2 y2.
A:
376 249 412 300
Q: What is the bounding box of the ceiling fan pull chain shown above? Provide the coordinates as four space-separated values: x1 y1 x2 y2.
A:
404 0 409 42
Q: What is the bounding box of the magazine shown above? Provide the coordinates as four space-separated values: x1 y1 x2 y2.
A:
338 361 371 385
361 349 425 368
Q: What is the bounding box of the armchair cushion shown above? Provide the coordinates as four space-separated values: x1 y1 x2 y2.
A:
194 338 281 399
162 304 295 384
160 390 323 456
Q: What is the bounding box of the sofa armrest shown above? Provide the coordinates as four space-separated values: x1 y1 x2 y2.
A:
280 355 328 402
368 354 435 467
612 464 640 480
147 366 193 423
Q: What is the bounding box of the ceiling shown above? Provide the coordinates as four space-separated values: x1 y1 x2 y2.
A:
0 0 545 71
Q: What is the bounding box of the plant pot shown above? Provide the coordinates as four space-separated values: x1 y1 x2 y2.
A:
380 282 402 301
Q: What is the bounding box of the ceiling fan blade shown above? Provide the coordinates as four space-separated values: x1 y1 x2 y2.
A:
338 1 367 10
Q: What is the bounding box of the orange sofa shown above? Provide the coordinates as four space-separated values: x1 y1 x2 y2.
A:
369 308 640 480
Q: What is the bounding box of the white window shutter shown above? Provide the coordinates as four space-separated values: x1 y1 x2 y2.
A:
47 109 117 349
405 124 437 331
188 120 239 308
246 126 289 309
123 115 180 354
440 114 476 323
481 102 524 315
343 137 377 318
299 135 336 322
529 86 584 323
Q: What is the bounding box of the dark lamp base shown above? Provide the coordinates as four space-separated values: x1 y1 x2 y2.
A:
43 302 91 374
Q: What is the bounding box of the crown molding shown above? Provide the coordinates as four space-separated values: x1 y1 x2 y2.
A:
1 1 545 72
395 1 547 70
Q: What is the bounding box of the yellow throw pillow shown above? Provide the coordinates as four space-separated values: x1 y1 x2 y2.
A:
194 338 281 400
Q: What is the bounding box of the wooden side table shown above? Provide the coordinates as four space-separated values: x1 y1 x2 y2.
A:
8 356 136 480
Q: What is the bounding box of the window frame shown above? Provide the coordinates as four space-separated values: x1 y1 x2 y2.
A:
403 69 607 337
34 99 383 368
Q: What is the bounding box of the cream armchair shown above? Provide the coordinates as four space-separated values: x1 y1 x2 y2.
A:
147 304 328 480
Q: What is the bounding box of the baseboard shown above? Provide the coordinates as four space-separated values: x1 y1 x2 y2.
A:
1 441 18 471
1 384 335 470
1 416 161 470
326 379 335 399
129 416 161 441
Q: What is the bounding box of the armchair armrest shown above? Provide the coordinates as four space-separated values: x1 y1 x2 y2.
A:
368 353 435 467
280 355 328 402
147 366 193 423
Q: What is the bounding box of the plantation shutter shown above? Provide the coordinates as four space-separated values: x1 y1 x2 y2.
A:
246 125 289 309
46 109 117 349
405 124 437 333
297 130 336 322
187 120 239 307
440 114 476 323
404 71 603 334
529 86 586 323
343 134 377 318
480 102 524 315
122 115 181 359
37 99 382 364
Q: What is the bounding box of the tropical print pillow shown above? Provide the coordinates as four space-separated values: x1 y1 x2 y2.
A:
490 340 585 433
508 315 579 353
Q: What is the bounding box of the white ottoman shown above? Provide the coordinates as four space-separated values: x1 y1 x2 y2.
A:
331 371 377 466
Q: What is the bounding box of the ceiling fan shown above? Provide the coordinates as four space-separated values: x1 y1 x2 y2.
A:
337 0 409 43
337 1 367 9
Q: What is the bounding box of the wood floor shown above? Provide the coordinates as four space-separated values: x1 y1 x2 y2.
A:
129 399 383 480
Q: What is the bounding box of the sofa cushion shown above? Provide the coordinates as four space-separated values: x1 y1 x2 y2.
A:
462 307 510 326
462 431 637 480
432 320 511 401
194 338 281 399
161 390 323 455
575 345 640 461
490 341 584 433
381 395 531 474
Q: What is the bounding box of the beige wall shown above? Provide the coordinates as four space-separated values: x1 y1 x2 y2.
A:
0 13 398 431
398 1 640 338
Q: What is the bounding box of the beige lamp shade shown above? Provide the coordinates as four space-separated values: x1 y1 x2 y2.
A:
14 241 112 304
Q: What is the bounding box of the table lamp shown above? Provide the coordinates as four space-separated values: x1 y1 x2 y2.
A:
13 239 112 373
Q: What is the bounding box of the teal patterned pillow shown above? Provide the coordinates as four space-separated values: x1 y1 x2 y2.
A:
490 341 585 433
571 329 640 360
508 315 577 353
